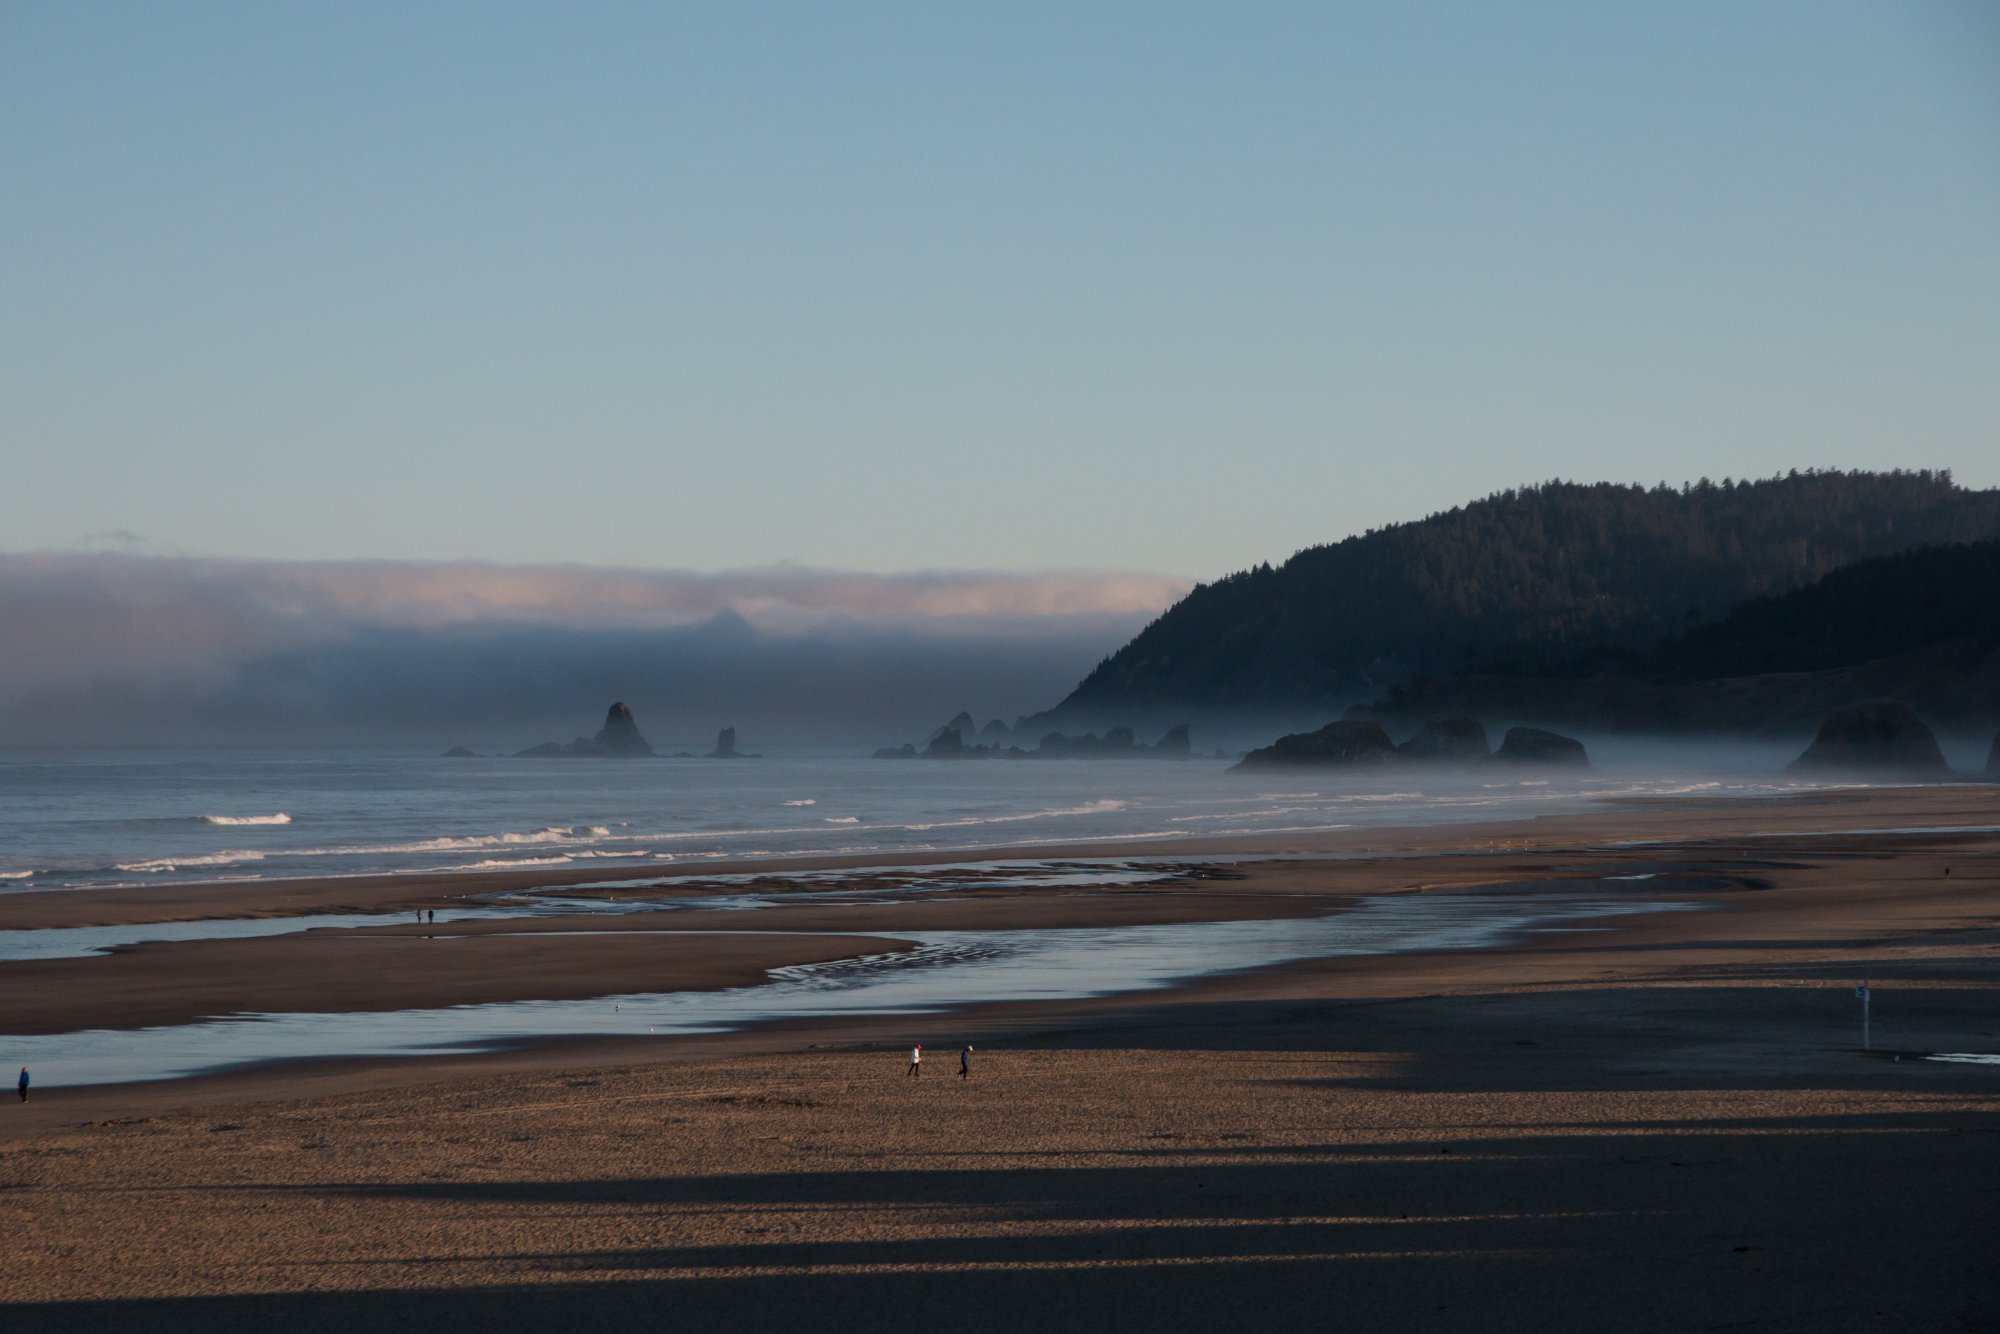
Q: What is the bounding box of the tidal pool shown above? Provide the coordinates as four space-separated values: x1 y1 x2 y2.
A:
3 891 1695 1086
0 860 1186 962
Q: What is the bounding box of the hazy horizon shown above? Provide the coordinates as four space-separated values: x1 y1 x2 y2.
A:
6 4 1997 745
0 551 1185 747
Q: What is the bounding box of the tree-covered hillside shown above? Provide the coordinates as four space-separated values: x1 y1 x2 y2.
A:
1640 538 2000 681
1054 470 2000 716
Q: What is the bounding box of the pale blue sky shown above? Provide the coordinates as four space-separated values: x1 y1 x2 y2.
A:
4 1 1996 579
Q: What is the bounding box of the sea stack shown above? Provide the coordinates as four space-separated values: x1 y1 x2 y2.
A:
514 702 655 757
930 712 977 743
1487 726 1590 767
708 727 745 759
590 702 655 757
1786 702 1948 776
1232 721 1398 771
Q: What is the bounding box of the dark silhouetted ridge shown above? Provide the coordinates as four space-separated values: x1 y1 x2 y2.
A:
1050 470 2000 719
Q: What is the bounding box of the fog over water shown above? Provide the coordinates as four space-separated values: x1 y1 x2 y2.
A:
0 553 1184 747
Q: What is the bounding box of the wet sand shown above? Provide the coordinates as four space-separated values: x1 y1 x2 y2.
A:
3 784 1999 1330
0 931 910 1035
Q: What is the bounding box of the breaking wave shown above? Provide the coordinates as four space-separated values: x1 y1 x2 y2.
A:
198 813 292 826
893 798 1128 832
117 851 268 873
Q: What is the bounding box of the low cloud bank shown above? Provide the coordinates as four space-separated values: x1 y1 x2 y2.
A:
0 555 1186 747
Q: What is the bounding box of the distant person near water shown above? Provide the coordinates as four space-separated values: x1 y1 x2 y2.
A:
960 1046 973 1080
17 1067 27 1102
907 1044 921 1077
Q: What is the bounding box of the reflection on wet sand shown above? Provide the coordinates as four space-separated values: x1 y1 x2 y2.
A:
6 889 1697 1086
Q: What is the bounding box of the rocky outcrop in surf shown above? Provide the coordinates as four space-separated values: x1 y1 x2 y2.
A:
1785 702 1948 776
707 727 757 759
1232 716 1584 772
516 702 656 758
1487 726 1590 767
1232 721 1399 771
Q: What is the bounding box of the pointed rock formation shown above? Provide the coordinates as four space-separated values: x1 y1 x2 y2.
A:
923 727 965 758
516 702 655 757
930 712 977 743
1152 724 1191 757
1786 702 1948 776
591 702 654 757
708 727 745 759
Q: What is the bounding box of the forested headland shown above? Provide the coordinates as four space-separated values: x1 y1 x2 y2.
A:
1029 470 2000 737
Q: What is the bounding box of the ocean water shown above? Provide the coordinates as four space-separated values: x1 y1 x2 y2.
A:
0 746 1850 893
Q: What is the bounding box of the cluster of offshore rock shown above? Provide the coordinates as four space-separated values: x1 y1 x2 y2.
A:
512 702 657 758
873 712 1192 760
1232 717 1589 772
444 704 754 760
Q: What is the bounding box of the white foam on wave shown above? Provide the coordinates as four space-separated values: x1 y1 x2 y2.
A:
783 799 817 807
116 851 268 873
1169 805 1323 823
895 798 1129 832
822 816 862 824
443 856 583 871
291 824 619 858
198 813 292 826
0 870 34 880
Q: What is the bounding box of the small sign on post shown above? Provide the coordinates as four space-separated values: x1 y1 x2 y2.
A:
1857 983 1870 1050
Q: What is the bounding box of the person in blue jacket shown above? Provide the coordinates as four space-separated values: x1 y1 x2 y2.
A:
17 1067 28 1102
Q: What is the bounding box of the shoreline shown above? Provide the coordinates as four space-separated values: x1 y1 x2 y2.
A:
3 782 1996 1123
6 782 2000 1326
3 780 1995 932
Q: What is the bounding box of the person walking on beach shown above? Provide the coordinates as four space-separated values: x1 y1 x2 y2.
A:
16 1067 27 1102
907 1044 922 1077
959 1045 973 1080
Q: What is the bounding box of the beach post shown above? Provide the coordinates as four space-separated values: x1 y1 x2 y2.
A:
1856 982 1870 1050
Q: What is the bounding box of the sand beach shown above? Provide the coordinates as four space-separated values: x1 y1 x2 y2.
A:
3 784 1998 1330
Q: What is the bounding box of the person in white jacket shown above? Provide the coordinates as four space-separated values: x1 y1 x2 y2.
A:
906 1044 922 1077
